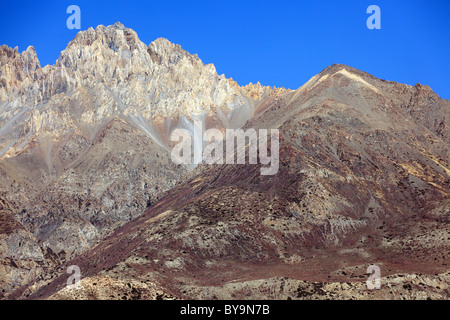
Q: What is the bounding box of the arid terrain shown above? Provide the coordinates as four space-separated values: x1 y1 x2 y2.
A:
0 23 448 300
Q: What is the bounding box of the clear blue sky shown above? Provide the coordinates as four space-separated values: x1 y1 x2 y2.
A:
1 0 449 98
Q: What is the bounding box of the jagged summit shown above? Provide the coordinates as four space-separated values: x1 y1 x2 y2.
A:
67 21 139 46
0 44 41 72
110 21 126 29
147 37 195 66
0 22 288 168
55 22 199 73
150 37 183 51
59 22 148 69
0 44 42 101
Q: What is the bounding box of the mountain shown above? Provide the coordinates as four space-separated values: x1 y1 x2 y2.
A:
0 22 285 295
1 23 449 299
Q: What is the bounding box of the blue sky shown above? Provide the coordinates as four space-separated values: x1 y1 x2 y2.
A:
1 0 449 98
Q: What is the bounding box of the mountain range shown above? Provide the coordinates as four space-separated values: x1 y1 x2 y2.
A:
0 22 448 300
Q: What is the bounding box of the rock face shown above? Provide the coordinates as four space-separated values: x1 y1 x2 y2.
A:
0 197 49 295
1 23 449 300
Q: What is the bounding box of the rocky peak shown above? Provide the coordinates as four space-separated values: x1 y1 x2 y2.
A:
147 37 192 66
56 22 150 75
0 45 41 101
0 22 287 162
0 45 40 76
240 81 289 99
65 22 141 51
